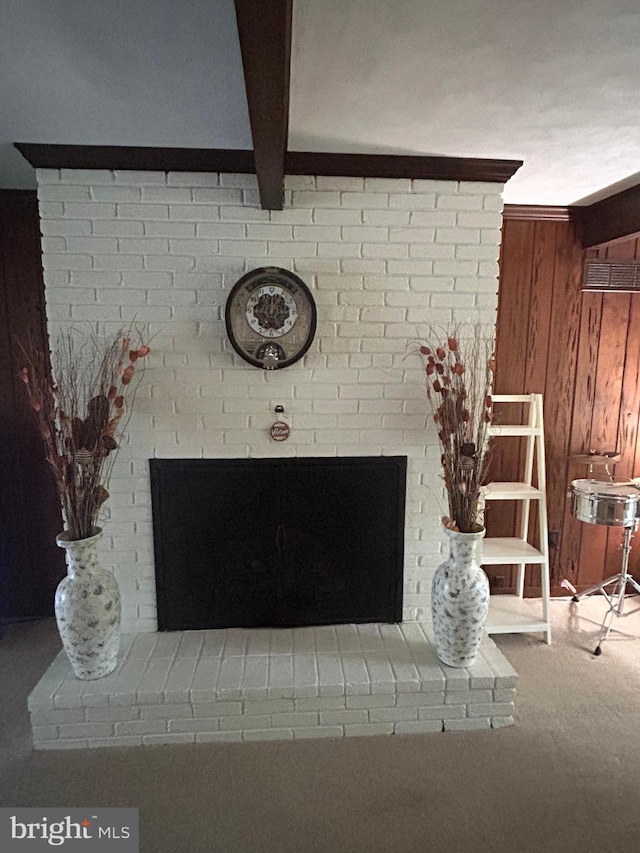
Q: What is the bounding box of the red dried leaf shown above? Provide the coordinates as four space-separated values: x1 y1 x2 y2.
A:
108 385 117 400
137 345 150 357
447 337 458 351
17 367 29 384
436 347 446 360
101 435 118 454
129 350 139 362
433 379 442 393
453 363 465 375
114 395 124 409
104 415 122 438
96 485 110 506
30 398 41 412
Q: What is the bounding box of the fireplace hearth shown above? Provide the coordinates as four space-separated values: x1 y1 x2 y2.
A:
150 456 407 631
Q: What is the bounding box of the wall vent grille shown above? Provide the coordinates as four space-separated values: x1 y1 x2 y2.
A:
583 260 640 292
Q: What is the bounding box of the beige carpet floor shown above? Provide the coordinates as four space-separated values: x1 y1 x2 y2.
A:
2 597 640 853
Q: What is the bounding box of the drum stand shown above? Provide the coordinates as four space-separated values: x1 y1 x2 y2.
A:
571 521 640 655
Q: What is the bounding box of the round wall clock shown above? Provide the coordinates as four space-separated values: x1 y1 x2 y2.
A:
225 267 317 369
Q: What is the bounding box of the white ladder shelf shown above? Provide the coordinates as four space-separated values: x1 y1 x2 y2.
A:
482 393 552 644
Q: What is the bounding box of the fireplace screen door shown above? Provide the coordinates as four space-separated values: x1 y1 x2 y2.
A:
150 456 406 630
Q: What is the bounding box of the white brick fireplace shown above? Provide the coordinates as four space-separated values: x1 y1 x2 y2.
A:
29 169 515 747
37 168 503 633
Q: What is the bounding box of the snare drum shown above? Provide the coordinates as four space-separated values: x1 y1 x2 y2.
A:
570 479 640 527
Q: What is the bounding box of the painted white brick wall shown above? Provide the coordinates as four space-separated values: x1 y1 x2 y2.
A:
36 169 504 633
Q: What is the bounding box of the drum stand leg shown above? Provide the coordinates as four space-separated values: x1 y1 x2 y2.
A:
571 524 640 655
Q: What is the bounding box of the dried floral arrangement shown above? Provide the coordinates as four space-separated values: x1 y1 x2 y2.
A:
18 325 150 541
417 324 495 533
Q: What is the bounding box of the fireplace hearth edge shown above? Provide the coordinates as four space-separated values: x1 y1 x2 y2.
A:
28 623 518 749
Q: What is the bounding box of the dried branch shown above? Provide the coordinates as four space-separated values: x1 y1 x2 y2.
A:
414 323 495 533
17 324 150 541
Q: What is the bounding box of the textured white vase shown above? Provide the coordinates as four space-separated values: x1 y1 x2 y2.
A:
431 525 489 668
55 527 121 680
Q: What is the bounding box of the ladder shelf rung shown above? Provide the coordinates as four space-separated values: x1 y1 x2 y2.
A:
485 595 551 636
491 394 538 403
482 538 546 564
487 425 542 437
483 482 544 500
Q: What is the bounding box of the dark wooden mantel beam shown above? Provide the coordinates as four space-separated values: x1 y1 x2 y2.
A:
287 152 522 183
233 0 292 210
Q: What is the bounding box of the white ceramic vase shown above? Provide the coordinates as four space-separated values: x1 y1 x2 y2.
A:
431 525 489 668
54 527 121 680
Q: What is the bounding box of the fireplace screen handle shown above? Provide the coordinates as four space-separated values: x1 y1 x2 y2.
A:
276 523 288 552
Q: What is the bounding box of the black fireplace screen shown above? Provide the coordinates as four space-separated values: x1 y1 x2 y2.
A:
150 456 406 631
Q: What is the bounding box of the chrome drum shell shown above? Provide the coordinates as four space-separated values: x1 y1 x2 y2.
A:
570 479 640 528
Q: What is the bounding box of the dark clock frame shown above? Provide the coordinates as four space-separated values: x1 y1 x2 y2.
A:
224 266 318 369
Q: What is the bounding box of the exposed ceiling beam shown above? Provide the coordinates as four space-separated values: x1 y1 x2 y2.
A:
286 152 522 183
233 0 292 210
14 144 255 174
578 183 640 247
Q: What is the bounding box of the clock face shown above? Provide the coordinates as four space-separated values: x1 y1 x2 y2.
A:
225 267 317 369
245 285 298 338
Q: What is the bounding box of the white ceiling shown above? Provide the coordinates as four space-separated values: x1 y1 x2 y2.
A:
0 0 252 186
3 0 640 205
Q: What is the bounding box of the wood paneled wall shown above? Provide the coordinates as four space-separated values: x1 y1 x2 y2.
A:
493 216 640 593
568 239 640 588
0 190 64 620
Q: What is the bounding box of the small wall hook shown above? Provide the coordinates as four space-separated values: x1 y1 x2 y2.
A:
274 405 284 413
